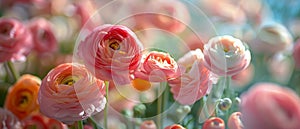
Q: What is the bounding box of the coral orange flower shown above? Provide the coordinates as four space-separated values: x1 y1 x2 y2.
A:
134 51 182 82
77 24 143 85
5 74 41 120
202 117 225 129
228 112 244 129
38 63 106 124
164 124 185 129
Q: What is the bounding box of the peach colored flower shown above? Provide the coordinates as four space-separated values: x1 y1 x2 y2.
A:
202 117 225 129
0 108 22 129
5 74 41 120
228 112 244 129
0 18 33 62
164 124 185 129
134 51 181 82
140 120 157 129
203 35 251 76
250 23 292 55
28 18 57 54
169 49 215 105
38 63 106 124
77 24 143 85
293 38 300 69
240 83 300 129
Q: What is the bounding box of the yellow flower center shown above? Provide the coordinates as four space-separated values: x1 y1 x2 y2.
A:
16 91 32 109
109 40 120 50
61 76 79 86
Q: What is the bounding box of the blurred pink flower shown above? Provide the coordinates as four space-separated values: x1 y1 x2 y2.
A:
202 117 225 129
0 18 33 62
134 51 181 82
169 49 215 105
78 24 143 85
164 124 185 129
240 83 300 129
140 120 157 129
38 63 106 124
293 38 300 69
22 114 47 129
28 18 58 54
250 23 292 55
203 35 251 76
47 118 68 129
228 112 244 129
0 108 22 129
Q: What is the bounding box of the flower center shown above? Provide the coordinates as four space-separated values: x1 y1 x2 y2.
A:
16 91 32 109
61 76 79 86
109 40 120 50
0 24 13 36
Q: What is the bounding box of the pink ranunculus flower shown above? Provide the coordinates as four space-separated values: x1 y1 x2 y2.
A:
77 24 143 85
203 35 251 76
250 23 292 55
28 18 58 54
169 49 216 105
293 38 300 69
0 18 32 62
140 120 157 129
240 83 300 129
0 108 22 129
38 63 106 125
202 117 225 129
228 112 244 129
134 51 182 82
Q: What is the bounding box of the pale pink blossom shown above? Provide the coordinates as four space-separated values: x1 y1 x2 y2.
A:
38 63 106 124
28 18 57 53
0 18 32 62
77 24 143 85
134 51 181 82
203 35 251 76
140 120 157 129
169 49 215 105
0 108 22 129
250 23 292 55
228 112 244 129
240 83 300 129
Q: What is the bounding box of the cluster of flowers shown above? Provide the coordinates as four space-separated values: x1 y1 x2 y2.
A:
2 0 300 129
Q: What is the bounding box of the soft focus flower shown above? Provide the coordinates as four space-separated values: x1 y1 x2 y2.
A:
78 24 143 85
232 64 254 88
0 18 33 62
228 112 243 129
22 114 47 129
140 120 157 129
5 74 41 120
134 51 181 82
240 83 300 129
164 124 185 129
203 35 251 76
250 23 292 55
293 38 300 69
0 108 22 129
38 63 106 124
28 17 57 54
202 117 225 129
109 86 137 112
131 78 152 91
146 0 190 33
169 49 215 105
47 118 68 129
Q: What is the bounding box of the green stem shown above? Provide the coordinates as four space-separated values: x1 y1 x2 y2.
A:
225 76 231 98
78 120 83 129
104 81 109 129
88 117 102 129
157 82 165 129
5 61 20 83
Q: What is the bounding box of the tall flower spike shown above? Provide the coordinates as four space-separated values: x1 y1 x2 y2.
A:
38 63 106 124
77 24 143 85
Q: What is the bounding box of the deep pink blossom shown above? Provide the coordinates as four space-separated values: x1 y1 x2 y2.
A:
0 108 22 129
78 24 143 85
